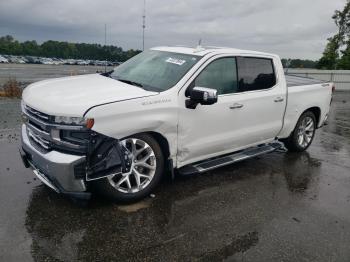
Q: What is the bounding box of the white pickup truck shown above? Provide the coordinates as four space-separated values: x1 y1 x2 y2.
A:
20 46 334 202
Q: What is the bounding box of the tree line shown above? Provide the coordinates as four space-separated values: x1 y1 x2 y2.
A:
281 58 317 69
0 35 323 68
0 35 141 62
318 0 350 69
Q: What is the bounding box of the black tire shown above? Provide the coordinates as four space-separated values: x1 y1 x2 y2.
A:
282 111 316 152
92 134 164 203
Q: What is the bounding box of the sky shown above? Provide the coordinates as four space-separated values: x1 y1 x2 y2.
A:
0 0 346 59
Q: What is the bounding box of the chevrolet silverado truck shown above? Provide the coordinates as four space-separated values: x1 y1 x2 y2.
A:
19 46 334 202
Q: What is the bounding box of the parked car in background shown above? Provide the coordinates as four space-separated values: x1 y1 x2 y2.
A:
0 55 8 63
6 55 26 64
25 56 41 64
0 54 120 67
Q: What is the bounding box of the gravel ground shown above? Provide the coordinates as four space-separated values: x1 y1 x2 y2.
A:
0 92 349 261
0 64 113 86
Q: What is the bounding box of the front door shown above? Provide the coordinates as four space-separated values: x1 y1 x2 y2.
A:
177 55 286 167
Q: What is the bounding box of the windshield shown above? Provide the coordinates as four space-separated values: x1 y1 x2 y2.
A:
110 50 202 92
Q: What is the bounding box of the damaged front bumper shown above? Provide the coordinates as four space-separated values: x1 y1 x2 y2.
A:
20 125 91 199
20 124 130 200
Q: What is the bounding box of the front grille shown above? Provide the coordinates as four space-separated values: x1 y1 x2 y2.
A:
27 124 51 151
25 105 51 122
28 128 49 149
24 106 52 152
22 104 88 154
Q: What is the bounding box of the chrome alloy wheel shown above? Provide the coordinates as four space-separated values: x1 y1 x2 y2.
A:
297 116 315 148
107 138 157 193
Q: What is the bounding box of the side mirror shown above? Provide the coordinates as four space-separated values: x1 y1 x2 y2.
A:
186 87 218 109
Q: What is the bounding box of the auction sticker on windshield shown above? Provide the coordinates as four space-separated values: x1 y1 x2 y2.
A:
165 57 186 65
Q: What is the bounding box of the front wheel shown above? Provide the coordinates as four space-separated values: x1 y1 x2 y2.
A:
92 134 164 203
282 111 316 152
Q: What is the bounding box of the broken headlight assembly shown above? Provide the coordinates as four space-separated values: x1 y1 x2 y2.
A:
53 118 131 180
49 117 94 154
54 116 95 128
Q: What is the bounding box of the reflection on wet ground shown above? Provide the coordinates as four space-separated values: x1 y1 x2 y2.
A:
1 92 350 261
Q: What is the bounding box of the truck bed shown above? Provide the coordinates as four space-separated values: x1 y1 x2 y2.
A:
286 74 327 87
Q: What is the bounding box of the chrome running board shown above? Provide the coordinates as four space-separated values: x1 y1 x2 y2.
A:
178 142 283 175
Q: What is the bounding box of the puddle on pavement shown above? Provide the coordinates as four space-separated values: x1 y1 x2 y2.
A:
282 152 321 193
199 231 259 261
117 199 153 213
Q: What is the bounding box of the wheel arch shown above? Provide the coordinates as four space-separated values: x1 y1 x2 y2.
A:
279 106 321 140
145 131 171 160
138 131 173 174
303 106 321 127
124 131 171 161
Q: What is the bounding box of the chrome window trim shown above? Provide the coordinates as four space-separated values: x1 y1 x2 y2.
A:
180 53 280 98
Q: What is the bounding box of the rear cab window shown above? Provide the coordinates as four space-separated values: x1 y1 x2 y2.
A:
237 57 276 92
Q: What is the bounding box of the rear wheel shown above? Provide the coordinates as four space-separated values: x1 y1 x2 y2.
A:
93 134 164 203
282 111 316 152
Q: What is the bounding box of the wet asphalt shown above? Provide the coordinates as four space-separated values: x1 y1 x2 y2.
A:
0 92 350 262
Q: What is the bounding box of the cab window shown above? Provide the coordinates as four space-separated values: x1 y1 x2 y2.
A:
237 57 276 92
194 57 238 95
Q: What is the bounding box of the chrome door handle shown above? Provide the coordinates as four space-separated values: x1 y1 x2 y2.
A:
229 103 244 109
274 97 284 102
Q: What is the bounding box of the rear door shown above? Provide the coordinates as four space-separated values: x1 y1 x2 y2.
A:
231 56 286 145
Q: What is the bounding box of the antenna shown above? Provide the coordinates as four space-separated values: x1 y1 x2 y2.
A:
142 0 146 51
104 23 107 73
194 39 205 53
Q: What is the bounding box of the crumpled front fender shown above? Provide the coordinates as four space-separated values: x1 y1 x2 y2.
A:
86 132 131 181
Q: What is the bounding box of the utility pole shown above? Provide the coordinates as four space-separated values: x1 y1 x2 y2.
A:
142 0 146 51
104 23 107 73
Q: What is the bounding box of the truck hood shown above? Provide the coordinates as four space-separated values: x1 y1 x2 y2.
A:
22 74 158 116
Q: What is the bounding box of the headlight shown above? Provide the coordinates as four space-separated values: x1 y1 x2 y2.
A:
54 116 94 128
54 116 85 125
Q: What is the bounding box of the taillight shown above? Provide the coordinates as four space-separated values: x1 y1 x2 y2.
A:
332 84 335 93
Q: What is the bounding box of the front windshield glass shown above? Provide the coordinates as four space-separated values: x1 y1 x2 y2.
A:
111 50 202 92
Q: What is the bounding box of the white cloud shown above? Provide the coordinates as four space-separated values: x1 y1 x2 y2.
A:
0 0 347 59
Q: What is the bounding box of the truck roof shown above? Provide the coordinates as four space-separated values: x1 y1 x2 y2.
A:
151 45 278 58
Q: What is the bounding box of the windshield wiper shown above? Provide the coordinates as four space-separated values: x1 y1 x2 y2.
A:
100 70 114 77
116 78 143 87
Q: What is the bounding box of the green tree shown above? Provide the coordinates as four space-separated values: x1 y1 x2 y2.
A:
281 58 317 69
22 40 39 56
318 0 350 69
0 35 141 62
317 36 340 69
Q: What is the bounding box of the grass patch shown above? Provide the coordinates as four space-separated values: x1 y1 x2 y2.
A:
0 78 22 98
